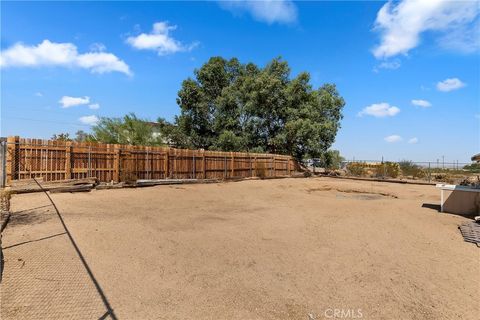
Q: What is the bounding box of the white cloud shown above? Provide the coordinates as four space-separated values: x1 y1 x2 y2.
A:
438 19 480 53
408 137 418 144
126 21 198 55
358 102 400 118
89 103 100 110
436 78 466 92
0 40 131 75
59 96 90 108
35 92 43 97
89 42 106 52
79 115 99 125
384 135 402 143
373 59 401 72
411 99 431 108
219 0 297 24
372 0 480 59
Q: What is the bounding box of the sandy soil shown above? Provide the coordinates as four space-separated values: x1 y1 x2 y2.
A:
1 177 479 320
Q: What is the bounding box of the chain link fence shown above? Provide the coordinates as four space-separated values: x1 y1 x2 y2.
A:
305 158 478 183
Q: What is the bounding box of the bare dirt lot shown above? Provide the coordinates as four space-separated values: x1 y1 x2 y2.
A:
1 177 479 319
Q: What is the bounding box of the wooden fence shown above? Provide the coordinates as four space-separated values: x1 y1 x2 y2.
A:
3 136 298 184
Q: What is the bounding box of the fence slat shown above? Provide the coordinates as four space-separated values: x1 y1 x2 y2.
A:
5 136 297 184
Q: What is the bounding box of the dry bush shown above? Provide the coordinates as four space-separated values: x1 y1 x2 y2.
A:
433 173 454 184
346 163 365 176
399 160 426 179
347 162 400 178
376 162 400 178
0 190 11 212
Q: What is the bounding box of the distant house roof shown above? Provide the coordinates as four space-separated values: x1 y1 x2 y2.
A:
472 153 480 162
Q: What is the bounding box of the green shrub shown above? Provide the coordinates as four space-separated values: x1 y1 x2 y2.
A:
464 163 480 173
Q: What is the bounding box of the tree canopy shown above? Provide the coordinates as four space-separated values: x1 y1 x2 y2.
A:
87 57 345 161
164 57 345 160
91 113 164 146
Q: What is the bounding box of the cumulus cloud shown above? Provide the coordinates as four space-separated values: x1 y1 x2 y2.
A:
436 78 466 92
126 21 198 55
0 40 131 75
411 99 431 108
372 0 480 59
384 135 402 143
79 115 99 125
408 137 418 144
358 103 400 118
89 103 100 110
59 96 90 108
219 0 297 24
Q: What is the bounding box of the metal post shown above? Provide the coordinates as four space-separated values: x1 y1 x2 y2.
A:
428 162 431 183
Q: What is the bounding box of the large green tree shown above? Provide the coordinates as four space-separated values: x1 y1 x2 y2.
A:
165 57 345 160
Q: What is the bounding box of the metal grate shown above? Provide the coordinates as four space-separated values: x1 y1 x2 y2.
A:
459 221 480 247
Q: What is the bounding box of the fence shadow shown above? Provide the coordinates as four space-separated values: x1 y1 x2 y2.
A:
1 177 118 320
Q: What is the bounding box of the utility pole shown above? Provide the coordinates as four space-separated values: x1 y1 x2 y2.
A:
442 155 445 169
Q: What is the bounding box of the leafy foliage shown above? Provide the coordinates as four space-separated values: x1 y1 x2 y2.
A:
319 150 345 169
163 57 344 160
51 133 72 141
463 162 480 173
91 113 165 146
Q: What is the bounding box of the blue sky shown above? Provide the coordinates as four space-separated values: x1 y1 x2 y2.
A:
1 1 479 162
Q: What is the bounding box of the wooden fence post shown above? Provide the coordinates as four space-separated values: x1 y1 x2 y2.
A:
202 150 206 179
230 152 234 178
173 148 177 179
113 144 120 182
273 157 276 177
249 154 252 177
164 148 170 179
6 136 19 183
65 141 72 180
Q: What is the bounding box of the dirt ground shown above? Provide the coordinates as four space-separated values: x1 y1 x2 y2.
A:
1 177 479 320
